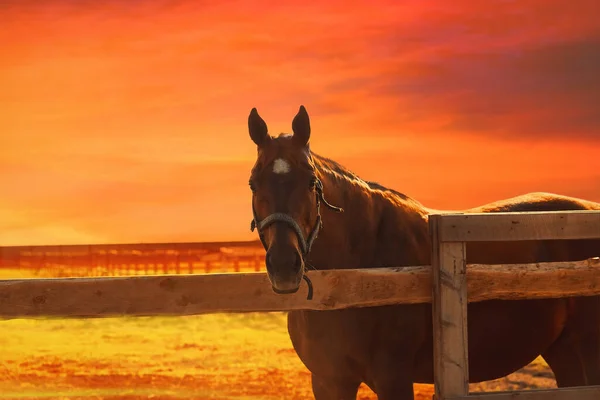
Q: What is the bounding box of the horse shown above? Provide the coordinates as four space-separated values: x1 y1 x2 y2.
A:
246 105 600 399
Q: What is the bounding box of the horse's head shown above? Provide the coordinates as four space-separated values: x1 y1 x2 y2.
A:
247 105 343 295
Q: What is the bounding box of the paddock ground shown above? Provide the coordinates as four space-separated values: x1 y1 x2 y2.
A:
0 311 556 400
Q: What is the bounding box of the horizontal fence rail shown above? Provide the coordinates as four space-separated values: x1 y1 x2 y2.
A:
438 210 600 242
0 258 598 318
453 386 600 400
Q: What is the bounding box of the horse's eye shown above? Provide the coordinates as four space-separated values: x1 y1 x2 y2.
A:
309 177 317 189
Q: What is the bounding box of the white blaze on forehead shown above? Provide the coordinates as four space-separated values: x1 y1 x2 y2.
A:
272 158 291 174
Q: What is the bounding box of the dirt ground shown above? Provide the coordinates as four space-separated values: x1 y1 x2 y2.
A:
0 312 557 400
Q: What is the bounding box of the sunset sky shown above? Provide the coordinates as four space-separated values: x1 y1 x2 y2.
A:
1 0 599 246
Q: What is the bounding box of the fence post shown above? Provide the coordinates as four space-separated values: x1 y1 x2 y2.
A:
430 214 469 400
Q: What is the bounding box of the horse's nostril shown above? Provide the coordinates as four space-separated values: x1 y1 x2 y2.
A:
265 252 275 274
265 249 302 274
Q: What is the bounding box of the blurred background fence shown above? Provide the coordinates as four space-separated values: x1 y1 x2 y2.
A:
0 240 266 278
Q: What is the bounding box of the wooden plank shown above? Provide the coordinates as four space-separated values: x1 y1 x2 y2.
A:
451 385 600 400
437 210 600 242
431 214 469 399
467 257 600 301
0 258 599 318
0 267 431 318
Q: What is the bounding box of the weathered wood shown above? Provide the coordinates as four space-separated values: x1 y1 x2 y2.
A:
437 210 600 242
451 385 600 400
467 257 600 301
0 267 429 318
0 258 598 318
432 213 470 399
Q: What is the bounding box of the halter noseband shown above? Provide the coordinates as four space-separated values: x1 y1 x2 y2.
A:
250 178 343 300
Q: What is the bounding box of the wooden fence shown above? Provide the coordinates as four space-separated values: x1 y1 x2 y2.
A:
1 210 599 400
429 210 600 400
0 240 266 277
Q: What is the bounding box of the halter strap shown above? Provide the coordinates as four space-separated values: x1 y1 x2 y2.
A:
250 178 343 300
251 212 321 256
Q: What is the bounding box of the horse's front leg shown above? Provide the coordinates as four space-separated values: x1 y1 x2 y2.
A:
370 347 420 400
311 372 361 400
373 377 414 400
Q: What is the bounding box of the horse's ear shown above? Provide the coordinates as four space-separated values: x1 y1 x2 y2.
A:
291 105 310 147
248 108 270 146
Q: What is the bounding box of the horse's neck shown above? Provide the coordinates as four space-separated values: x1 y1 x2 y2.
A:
308 169 430 270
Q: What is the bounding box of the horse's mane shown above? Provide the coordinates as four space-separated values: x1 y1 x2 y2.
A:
311 151 425 209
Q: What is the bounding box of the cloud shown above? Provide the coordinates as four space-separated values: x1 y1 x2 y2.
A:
397 38 600 140
311 2 600 141
2 0 600 244
6 0 598 143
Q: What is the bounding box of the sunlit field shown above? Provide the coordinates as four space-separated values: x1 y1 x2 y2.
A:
0 313 558 400
0 264 557 399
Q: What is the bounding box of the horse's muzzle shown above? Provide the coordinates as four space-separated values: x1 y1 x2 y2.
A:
271 285 300 295
269 275 302 294
270 275 314 300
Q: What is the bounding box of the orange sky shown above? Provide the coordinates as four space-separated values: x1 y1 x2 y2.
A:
1 0 599 246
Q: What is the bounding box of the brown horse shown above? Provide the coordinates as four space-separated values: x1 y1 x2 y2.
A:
247 105 600 399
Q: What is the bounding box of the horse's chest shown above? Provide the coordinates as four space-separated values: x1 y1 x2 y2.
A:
286 310 371 376
286 306 429 380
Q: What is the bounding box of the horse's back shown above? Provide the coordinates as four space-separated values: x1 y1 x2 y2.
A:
469 191 600 213
455 192 600 264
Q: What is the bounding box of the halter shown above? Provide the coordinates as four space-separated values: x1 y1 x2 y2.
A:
250 178 343 300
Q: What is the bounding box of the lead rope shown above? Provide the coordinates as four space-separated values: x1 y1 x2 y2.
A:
250 178 343 301
302 275 314 300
